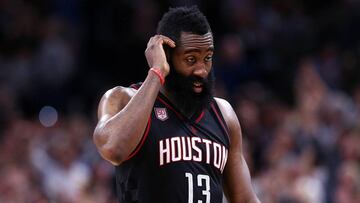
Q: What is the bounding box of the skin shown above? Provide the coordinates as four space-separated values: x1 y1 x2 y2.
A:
168 32 214 94
93 32 260 203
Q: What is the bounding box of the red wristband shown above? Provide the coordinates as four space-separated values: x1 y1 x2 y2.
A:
149 68 165 85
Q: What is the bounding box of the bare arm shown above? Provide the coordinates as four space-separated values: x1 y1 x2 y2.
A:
93 35 175 165
215 98 261 203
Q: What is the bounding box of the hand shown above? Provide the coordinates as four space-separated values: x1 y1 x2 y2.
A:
145 35 176 77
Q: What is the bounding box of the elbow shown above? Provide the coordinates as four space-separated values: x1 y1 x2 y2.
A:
99 144 124 165
93 130 124 165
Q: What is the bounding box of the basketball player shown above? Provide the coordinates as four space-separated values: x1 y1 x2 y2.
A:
93 6 261 203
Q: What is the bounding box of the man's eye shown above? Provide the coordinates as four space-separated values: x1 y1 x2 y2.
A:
205 56 213 62
186 57 195 63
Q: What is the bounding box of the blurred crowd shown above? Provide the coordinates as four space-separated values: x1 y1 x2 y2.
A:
0 0 359 203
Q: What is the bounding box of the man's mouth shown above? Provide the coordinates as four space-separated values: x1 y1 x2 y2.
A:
193 81 203 93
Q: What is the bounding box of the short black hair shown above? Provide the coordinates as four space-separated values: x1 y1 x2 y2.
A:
156 6 212 44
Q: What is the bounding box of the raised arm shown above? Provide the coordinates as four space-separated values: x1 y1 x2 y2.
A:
215 98 261 203
93 35 175 165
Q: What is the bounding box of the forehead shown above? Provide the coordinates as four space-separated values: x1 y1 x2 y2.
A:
178 32 214 51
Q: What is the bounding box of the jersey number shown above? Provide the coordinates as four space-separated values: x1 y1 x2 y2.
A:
185 172 210 203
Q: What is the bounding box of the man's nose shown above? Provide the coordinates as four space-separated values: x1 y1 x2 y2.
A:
193 64 209 79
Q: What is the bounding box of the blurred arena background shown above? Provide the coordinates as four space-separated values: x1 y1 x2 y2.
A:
0 0 359 202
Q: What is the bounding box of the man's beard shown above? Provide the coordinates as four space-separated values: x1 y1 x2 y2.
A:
164 68 215 116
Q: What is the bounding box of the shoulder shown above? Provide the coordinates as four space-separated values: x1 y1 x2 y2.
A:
214 97 240 136
97 86 137 118
214 97 236 121
102 86 137 103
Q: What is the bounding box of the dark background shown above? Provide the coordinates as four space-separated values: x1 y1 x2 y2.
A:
0 1 360 202
1 0 359 117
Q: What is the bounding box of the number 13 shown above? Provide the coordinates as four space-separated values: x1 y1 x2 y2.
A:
185 172 210 203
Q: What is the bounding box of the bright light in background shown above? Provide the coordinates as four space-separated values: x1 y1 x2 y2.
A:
39 105 58 127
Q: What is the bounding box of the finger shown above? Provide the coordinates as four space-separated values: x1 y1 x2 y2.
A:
163 38 176 48
156 35 176 48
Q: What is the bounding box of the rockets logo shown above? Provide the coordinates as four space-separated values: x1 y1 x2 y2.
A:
154 107 168 121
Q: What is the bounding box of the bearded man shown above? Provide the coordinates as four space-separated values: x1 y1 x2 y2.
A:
93 6 260 203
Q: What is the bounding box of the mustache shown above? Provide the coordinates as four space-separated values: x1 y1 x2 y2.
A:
188 76 209 84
